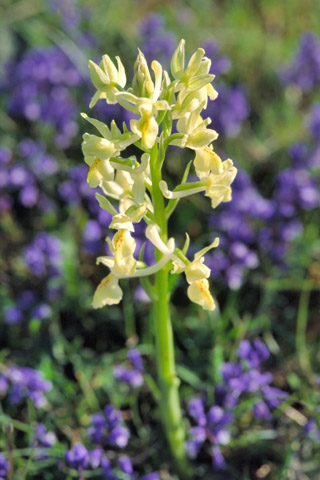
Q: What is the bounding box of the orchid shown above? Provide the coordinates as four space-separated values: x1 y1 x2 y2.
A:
82 39 237 476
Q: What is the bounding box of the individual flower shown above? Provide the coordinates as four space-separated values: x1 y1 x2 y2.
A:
114 349 144 388
237 339 270 368
66 443 89 472
159 152 237 210
92 273 123 308
32 424 57 460
4 306 23 325
193 145 223 179
147 225 218 310
187 279 215 311
104 229 137 276
88 405 130 448
88 54 126 107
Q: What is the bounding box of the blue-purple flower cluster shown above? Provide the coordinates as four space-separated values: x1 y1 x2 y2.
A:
4 232 63 325
207 171 270 288
65 404 159 479
280 32 320 93
207 145 320 288
138 14 176 69
218 340 288 419
23 232 62 280
88 404 130 448
114 349 144 388
203 39 250 138
187 340 288 470
66 443 159 480
1 47 83 148
0 366 52 408
0 142 59 213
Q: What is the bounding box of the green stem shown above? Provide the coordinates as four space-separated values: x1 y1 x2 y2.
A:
149 144 190 477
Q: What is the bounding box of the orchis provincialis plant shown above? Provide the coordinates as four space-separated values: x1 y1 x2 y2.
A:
81 39 237 477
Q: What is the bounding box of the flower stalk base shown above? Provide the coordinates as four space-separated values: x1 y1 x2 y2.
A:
153 267 190 478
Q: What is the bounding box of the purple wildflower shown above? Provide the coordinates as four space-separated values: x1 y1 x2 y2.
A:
238 339 270 368
202 40 231 77
66 443 89 472
114 350 144 388
219 340 288 419
2 47 82 148
82 219 103 254
32 424 57 460
3 366 52 408
207 84 249 138
23 232 62 278
186 398 233 467
118 456 133 475
303 419 320 442
31 304 52 321
138 14 176 69
0 147 11 166
280 32 320 92
88 405 130 448
4 306 23 325
88 448 103 469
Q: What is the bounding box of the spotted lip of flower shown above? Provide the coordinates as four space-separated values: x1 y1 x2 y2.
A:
92 273 123 308
194 145 223 179
187 279 215 311
97 229 137 277
92 228 137 309
88 54 126 107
